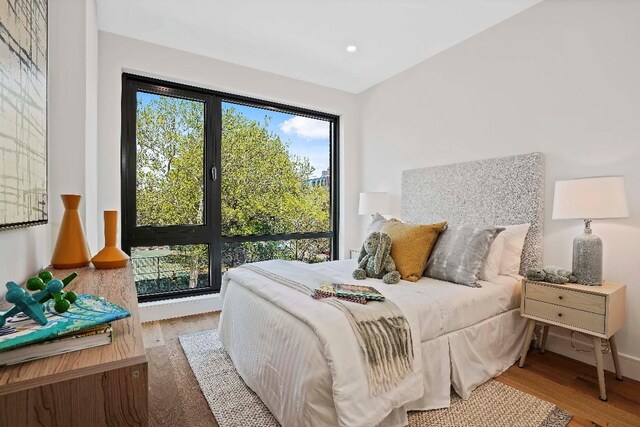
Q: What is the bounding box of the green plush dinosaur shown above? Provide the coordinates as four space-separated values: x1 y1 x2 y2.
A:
526 266 577 284
353 232 400 284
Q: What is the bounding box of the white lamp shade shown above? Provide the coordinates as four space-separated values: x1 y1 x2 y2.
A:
358 192 390 215
552 176 629 220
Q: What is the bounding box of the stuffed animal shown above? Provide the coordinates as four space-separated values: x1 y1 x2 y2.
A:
353 232 401 284
526 266 577 284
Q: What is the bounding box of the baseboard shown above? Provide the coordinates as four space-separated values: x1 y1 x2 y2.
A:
139 293 222 323
544 331 640 381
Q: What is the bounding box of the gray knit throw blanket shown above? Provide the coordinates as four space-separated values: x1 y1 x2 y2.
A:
240 260 414 395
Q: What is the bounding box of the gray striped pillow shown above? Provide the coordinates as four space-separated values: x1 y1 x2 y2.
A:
425 225 504 287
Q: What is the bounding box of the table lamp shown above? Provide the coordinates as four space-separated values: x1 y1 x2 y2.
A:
358 192 390 218
552 176 629 285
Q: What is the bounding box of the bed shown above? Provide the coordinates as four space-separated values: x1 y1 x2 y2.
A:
219 153 545 427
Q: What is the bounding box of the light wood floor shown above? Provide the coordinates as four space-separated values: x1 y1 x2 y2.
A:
142 313 640 427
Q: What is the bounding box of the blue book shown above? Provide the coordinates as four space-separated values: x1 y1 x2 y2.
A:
0 294 130 354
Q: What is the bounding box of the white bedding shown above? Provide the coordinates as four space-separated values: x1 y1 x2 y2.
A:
219 259 526 427
316 260 521 342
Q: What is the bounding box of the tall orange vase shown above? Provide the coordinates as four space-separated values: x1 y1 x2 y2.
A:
91 210 129 269
51 194 91 269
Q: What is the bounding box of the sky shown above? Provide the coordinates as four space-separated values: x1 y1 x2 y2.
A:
137 92 330 178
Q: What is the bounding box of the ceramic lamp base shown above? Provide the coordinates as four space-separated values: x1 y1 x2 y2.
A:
572 221 603 286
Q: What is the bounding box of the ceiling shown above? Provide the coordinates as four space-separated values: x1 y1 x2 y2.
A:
96 0 542 93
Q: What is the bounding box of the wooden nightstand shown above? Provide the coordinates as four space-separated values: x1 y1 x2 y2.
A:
518 279 626 401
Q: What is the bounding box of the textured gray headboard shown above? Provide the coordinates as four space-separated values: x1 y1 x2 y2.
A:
401 153 544 274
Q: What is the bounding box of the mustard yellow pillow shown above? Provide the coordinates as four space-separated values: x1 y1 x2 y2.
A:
380 220 447 282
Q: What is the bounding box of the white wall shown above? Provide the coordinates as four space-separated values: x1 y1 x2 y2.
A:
84 0 99 252
358 0 640 373
0 227 49 288
0 0 99 288
48 0 99 253
97 32 362 257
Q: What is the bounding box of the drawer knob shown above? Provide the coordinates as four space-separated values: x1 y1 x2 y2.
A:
558 295 563 300
558 313 563 317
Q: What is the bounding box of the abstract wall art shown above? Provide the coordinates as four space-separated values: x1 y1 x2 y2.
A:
0 0 48 229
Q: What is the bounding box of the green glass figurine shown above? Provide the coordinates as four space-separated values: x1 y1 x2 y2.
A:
4 283 48 326
1 271 78 327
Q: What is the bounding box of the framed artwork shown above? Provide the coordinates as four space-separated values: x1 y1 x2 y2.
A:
0 0 48 230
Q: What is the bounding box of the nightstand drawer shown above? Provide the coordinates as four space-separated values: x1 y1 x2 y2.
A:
526 281 606 315
523 298 605 334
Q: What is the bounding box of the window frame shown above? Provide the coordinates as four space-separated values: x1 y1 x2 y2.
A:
121 73 340 302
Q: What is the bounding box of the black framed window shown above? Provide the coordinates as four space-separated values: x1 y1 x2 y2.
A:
121 74 339 302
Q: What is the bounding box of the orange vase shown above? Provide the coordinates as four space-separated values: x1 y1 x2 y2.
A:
91 210 129 269
51 194 92 269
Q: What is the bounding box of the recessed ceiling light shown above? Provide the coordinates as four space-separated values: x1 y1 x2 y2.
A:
346 45 357 53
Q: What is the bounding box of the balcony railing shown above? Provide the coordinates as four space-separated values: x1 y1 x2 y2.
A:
132 249 209 297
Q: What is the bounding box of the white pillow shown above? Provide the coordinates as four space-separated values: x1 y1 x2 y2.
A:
479 232 505 281
498 223 531 275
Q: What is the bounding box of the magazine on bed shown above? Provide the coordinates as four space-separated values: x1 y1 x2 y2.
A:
313 283 385 304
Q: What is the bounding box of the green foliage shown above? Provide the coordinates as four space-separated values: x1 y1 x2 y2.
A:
134 96 331 289
220 107 329 237
136 96 205 226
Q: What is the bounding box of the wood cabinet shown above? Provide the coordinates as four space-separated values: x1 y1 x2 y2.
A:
518 279 626 401
0 266 148 426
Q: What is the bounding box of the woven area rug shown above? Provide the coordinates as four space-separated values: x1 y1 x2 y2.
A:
179 330 571 427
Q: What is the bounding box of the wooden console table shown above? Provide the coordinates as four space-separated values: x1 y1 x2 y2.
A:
0 265 148 426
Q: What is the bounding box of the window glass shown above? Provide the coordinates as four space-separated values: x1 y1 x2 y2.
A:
222 238 331 272
132 245 210 297
136 92 205 226
221 102 331 236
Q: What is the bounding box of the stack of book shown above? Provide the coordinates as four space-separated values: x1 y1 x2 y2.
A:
0 294 130 366
313 283 386 305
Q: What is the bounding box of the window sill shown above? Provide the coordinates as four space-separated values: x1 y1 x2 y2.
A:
139 293 222 323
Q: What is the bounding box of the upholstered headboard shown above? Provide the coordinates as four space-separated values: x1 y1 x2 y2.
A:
401 153 544 274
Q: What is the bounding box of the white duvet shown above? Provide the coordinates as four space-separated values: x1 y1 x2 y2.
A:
316 261 521 342
219 259 522 427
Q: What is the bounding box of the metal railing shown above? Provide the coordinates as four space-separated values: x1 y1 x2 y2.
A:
132 254 208 296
